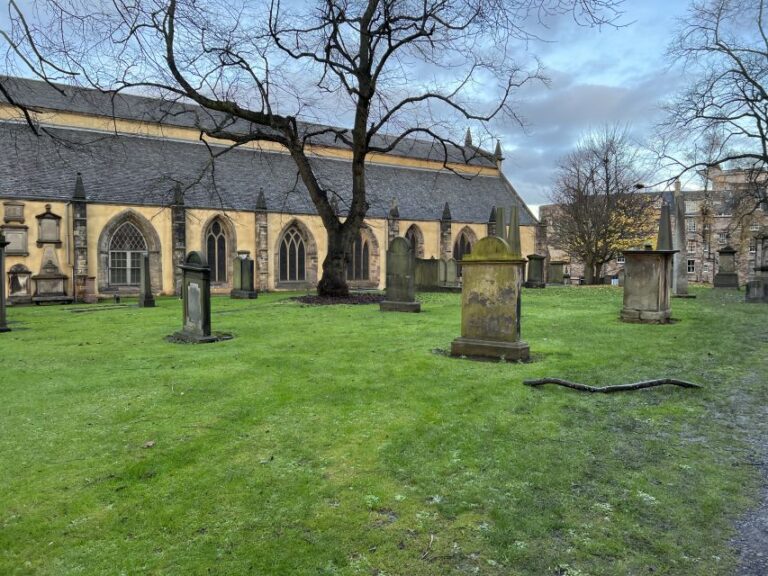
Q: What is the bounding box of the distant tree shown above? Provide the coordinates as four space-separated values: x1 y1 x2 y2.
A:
3 0 622 297
548 127 656 284
659 0 768 216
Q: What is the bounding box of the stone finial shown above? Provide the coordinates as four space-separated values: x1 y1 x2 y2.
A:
441 202 452 222
674 179 681 193
464 128 473 147
73 172 86 200
494 140 503 161
507 205 522 257
488 206 496 223
657 200 673 251
255 188 267 212
389 198 400 219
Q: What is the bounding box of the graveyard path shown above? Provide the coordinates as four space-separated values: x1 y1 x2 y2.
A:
732 393 768 575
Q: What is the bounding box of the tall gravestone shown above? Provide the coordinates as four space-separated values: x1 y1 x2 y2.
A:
713 245 739 288
138 253 155 308
671 186 694 297
524 254 546 288
620 202 677 324
746 227 768 303
451 207 529 361
168 251 231 343
0 232 10 332
231 251 258 299
380 237 420 312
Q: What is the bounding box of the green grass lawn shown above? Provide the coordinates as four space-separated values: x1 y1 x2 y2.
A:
1 286 766 575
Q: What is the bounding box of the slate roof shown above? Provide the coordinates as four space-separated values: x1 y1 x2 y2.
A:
0 76 497 168
0 123 536 225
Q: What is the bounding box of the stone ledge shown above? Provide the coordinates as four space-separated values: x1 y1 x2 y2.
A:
380 300 421 313
450 337 530 361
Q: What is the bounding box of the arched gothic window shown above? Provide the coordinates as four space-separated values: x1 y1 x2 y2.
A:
404 225 424 258
109 222 147 285
453 231 472 262
206 219 228 283
279 226 306 282
347 234 370 281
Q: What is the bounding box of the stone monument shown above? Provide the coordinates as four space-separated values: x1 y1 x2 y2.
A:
524 254 546 288
548 260 566 285
746 227 768 303
713 245 739 288
620 201 677 324
138 253 156 308
231 251 258 299
451 206 529 361
671 185 694 298
0 232 10 332
380 236 420 312
169 251 231 343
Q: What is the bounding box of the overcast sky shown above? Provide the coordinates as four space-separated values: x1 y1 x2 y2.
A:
1 0 695 210
499 0 692 208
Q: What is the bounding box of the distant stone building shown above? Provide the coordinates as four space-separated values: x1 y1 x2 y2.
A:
539 168 768 286
0 77 538 302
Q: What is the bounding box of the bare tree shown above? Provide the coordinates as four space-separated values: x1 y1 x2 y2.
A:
659 0 768 216
548 127 657 284
5 0 622 296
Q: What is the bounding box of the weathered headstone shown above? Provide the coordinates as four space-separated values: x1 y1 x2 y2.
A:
231 251 258 299
415 258 439 291
380 236 420 312
444 258 459 288
169 251 231 343
138 253 155 308
620 201 677 324
524 254 546 288
0 232 11 332
746 227 768 303
451 207 529 361
548 260 565 285
713 245 739 288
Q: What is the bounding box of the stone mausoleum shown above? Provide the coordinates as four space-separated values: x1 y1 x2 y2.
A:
0 77 539 301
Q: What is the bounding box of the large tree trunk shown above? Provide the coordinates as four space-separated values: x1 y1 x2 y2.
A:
317 229 350 297
583 261 597 284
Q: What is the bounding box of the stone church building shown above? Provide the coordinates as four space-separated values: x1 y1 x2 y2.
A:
0 77 538 303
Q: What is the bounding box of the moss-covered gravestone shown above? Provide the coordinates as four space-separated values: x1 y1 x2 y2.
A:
169 251 231 343
381 237 420 312
451 216 529 361
620 202 677 324
231 251 258 299
713 245 739 288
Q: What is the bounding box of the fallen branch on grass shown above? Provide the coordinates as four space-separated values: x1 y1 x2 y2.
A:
523 377 701 393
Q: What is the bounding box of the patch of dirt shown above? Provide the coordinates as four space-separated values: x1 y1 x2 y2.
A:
292 293 384 306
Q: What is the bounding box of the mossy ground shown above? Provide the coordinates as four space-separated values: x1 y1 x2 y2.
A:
0 286 765 575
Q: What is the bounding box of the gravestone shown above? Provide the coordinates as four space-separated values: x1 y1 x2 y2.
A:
231 251 258 299
138 253 155 308
380 236 420 312
524 254 546 288
169 251 231 343
746 227 768 303
444 258 459 288
0 232 10 332
451 208 529 361
620 202 677 324
415 258 439 290
547 260 565 285
713 245 739 288
671 187 694 298
8 264 32 304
